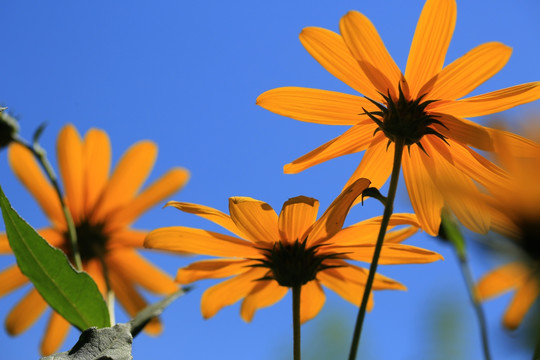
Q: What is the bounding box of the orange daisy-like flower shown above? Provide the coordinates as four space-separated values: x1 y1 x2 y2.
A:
0 124 189 355
257 0 540 236
145 178 442 323
476 133 540 330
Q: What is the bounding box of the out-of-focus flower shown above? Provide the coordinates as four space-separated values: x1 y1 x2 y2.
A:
0 124 190 355
257 0 540 236
145 178 442 323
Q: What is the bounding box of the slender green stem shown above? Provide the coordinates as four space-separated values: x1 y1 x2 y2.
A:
96 247 115 325
292 285 301 360
14 136 83 271
455 251 491 360
348 138 405 360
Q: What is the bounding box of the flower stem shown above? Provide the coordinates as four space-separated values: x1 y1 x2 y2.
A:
292 285 301 360
14 135 83 271
348 138 405 360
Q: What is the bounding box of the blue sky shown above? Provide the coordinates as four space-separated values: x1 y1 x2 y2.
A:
1 0 540 359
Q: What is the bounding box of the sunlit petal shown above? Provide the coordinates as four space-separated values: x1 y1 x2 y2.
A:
5 289 47 335
300 281 326 323
240 281 288 322
0 265 29 296
82 128 111 214
503 275 540 330
278 196 319 244
337 243 442 264
477 262 529 300
40 312 70 356
229 197 280 245
177 259 253 284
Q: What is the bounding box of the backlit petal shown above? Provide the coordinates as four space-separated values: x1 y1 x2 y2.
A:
0 233 9 253
41 312 70 356
299 27 381 99
405 0 456 97
177 259 253 284
5 288 47 335
322 260 406 291
0 265 28 296
434 114 493 151
57 125 84 222
145 227 260 258
300 281 326 323
82 128 111 214
503 275 540 330
256 87 376 125
317 268 374 310
477 262 530 300
229 197 280 245
337 243 442 264
240 280 288 322
278 196 319 244
85 259 107 296
328 219 418 246
108 229 145 249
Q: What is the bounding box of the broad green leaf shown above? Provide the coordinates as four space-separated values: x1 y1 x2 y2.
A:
0 185 110 330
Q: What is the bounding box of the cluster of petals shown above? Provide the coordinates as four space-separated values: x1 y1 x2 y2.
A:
145 178 442 323
256 0 540 236
0 124 189 355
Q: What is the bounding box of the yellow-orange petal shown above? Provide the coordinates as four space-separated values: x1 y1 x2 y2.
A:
107 249 178 295
200 267 266 319
284 121 377 174
57 125 84 222
317 268 374 311
0 233 9 253
323 260 406 291
229 197 280 245
435 82 540 118
434 114 493 151
85 259 107 296
300 281 325 323
337 243 442 265
109 168 190 229
108 229 145 248
328 220 418 247
82 129 111 213
164 201 246 239
405 0 456 98
424 42 512 100
256 87 377 125
502 275 540 330
299 27 381 100
8 143 63 227
342 136 393 194
402 143 444 236
144 226 260 258
240 280 288 322
278 196 319 245
40 312 70 356
0 265 28 296
340 11 401 97
308 178 371 246
92 141 157 222
5 288 47 335
477 262 530 300
177 259 253 284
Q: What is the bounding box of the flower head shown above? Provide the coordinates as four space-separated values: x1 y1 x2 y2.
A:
257 0 540 236
0 124 189 355
145 178 442 323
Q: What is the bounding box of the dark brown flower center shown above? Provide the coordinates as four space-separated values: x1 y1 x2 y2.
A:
64 220 109 262
516 216 540 262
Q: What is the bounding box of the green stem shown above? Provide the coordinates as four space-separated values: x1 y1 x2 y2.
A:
14 136 83 271
455 251 491 360
96 247 115 325
293 285 301 360
348 138 405 360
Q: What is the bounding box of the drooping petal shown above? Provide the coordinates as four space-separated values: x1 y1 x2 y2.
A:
256 87 377 125
177 259 253 284
7 143 63 227
435 82 540 118
299 281 326 323
57 125 85 222
278 196 319 245
200 267 267 319
5 288 47 335
82 128 111 214
144 227 260 258
477 262 529 300
402 143 444 236
337 243 442 264
40 312 70 356
0 265 29 296
107 249 178 295
340 11 402 97
109 168 190 229
405 0 457 97
240 280 288 322
502 275 540 330
299 27 381 100
284 120 377 174
229 197 280 245
308 178 371 246
92 141 157 222
424 42 512 100
164 201 247 239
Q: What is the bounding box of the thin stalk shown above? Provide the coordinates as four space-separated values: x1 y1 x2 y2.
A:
96 248 115 325
348 138 405 360
14 136 83 271
455 251 491 360
292 285 301 360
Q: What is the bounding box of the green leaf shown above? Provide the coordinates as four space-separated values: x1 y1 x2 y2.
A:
0 185 110 331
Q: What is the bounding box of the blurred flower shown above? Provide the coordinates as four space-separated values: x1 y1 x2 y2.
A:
476 133 540 330
145 178 442 323
257 0 540 236
0 124 189 355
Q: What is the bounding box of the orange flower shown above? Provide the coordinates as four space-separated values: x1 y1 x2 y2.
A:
145 178 442 322
257 0 540 236
0 124 189 355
